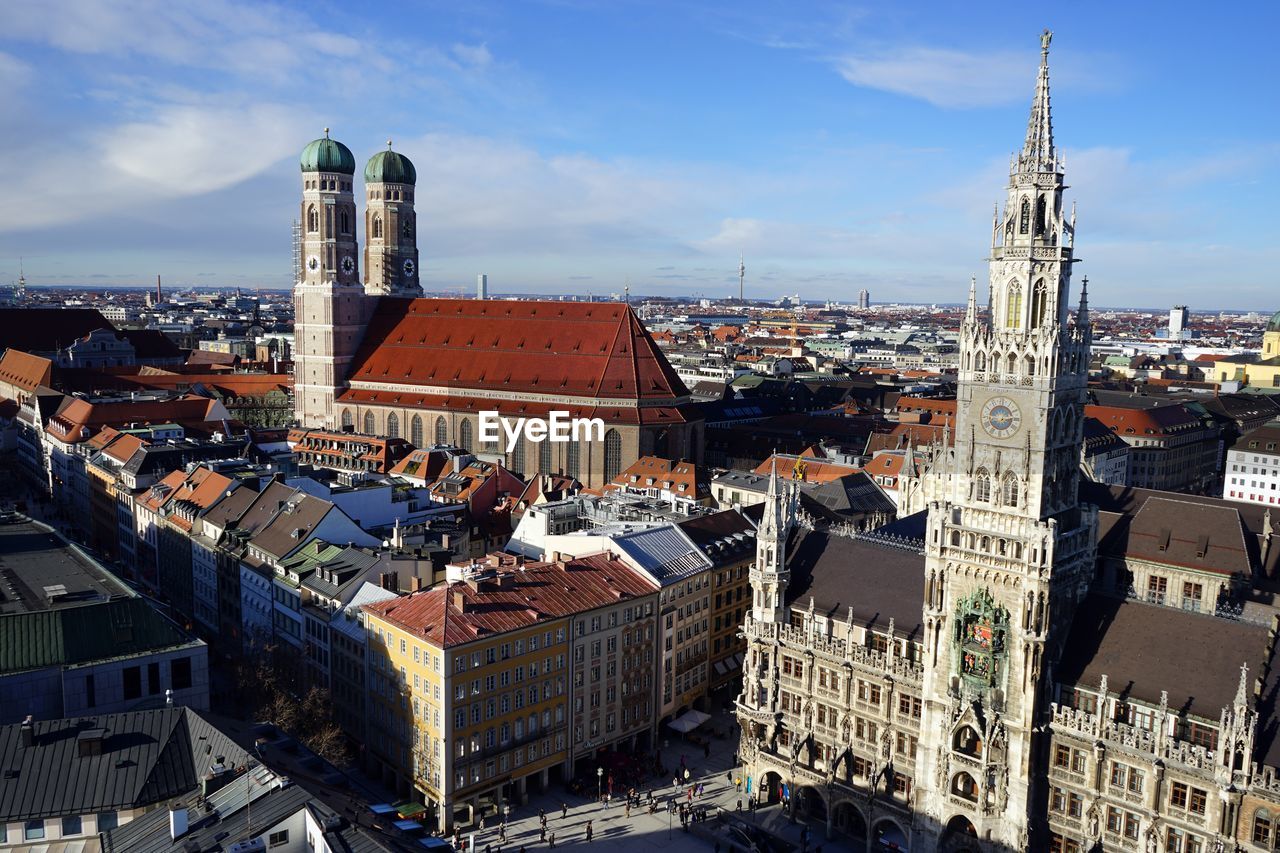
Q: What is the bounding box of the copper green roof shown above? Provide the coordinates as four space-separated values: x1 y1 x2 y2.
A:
1268 310 1280 333
300 130 355 175
0 598 198 674
365 146 417 185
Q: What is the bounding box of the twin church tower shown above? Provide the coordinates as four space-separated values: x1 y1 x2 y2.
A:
293 132 421 424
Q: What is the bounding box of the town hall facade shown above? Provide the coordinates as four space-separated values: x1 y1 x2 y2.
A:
736 32 1280 853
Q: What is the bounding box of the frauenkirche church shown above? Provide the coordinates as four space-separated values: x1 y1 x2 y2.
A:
736 32 1280 853
292 139 701 489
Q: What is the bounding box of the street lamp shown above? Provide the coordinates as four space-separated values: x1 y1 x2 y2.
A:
597 767 603 805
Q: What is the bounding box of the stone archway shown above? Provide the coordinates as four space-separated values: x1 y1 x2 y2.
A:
941 815 980 852
832 800 868 846
760 770 784 805
872 817 909 851
795 784 827 820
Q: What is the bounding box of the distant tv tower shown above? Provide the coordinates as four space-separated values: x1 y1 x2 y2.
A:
738 253 745 303
15 257 25 301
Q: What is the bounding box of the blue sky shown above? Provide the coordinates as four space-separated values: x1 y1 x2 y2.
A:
0 1 1276 309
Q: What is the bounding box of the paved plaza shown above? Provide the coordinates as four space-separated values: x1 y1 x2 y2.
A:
455 706 863 853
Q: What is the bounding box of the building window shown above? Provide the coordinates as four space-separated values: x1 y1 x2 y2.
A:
1146 575 1167 605
975 468 991 503
372 215 383 239
435 416 448 445
61 815 81 836
269 829 289 847
363 411 376 435
123 666 142 700
307 205 318 232
341 409 354 430
24 821 45 841
459 419 473 451
387 412 400 440
1006 283 1023 329
603 429 622 482
1002 472 1019 507
540 439 553 474
1253 809 1274 846
171 657 192 690
97 812 118 831
566 440 580 480
411 415 424 447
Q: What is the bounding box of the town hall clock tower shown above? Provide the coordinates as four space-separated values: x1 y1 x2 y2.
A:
914 31 1098 850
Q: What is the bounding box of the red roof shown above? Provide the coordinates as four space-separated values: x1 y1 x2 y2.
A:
365 552 658 647
0 349 53 393
46 395 221 443
347 298 689 402
1084 404 1202 438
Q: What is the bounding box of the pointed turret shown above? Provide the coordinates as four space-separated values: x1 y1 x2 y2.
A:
965 274 978 324
1077 275 1090 327
1020 29 1056 173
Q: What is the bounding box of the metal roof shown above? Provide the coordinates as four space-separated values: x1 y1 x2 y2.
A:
0 707 248 822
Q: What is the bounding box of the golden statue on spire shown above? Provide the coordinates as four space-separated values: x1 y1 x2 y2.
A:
1041 29 1052 52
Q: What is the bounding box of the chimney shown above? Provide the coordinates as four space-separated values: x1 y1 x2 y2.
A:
19 715 34 748
452 589 468 613
169 804 188 840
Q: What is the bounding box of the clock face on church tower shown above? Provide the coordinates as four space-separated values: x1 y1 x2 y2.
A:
981 396 1023 439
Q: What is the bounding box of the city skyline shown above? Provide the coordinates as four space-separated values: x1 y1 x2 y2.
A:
0 2 1276 308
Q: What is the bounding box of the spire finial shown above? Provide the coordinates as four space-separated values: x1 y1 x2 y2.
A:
1078 275 1090 326
1236 662 1250 707
323 127 330 138
387 138 393 149
1020 30 1056 170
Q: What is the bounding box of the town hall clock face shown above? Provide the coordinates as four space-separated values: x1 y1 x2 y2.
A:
981 396 1023 439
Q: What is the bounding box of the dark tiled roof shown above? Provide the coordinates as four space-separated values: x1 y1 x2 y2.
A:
678 509 756 567
1098 496 1251 578
785 529 925 639
1056 594 1269 723
117 329 182 359
0 707 247 821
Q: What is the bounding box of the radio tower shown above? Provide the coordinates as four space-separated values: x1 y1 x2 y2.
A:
15 258 25 302
738 253 745 303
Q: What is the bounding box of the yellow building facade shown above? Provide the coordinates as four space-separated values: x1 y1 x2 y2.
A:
1215 314 1280 389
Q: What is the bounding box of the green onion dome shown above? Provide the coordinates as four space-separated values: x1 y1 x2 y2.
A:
300 129 356 174
364 143 417 185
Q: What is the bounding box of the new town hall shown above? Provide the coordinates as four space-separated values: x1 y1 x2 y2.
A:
737 33 1280 853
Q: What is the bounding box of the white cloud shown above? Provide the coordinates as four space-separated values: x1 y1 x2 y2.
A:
835 47 1030 108
102 103 311 194
451 42 493 69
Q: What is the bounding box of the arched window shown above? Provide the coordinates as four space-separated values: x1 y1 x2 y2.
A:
953 726 983 758
1034 195 1047 236
975 468 991 503
1254 809 1273 847
952 772 979 802
566 440 580 480
363 411 375 435
307 205 318 232
459 419 473 451
1003 472 1019 507
325 206 333 234
1005 283 1023 329
974 351 986 372
540 440 553 474
511 437 526 475
1024 354 1035 377
603 429 622 482
1019 198 1031 234
1030 280 1049 328
340 210 350 234
339 409 353 431
403 216 414 238
386 412 399 439
1006 352 1017 374
410 415 423 447
434 416 447 446
372 215 383 240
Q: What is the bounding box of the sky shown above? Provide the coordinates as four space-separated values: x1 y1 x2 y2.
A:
0 1 1277 309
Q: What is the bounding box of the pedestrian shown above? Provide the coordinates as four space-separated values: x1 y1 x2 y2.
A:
625 803 631 818
725 771 733 784
539 809 545 823
703 743 710 759
549 834 556 849
540 827 546 843
585 821 593 843
736 797 742 811
480 816 487 831
485 845 492 853
561 804 568 820
735 777 742 792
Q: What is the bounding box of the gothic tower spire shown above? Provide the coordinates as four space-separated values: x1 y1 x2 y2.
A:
916 32 1098 850
1021 29 1056 173
363 141 422 297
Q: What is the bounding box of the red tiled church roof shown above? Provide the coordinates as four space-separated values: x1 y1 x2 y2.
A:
347 298 690 402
